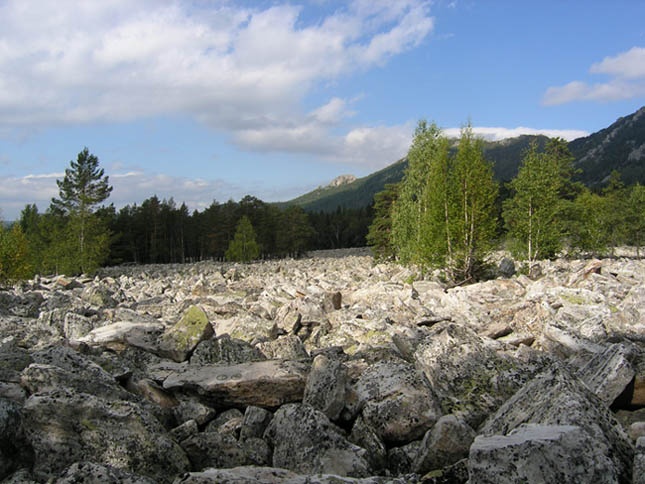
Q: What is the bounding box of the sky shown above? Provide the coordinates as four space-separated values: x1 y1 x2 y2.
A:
1 0 645 220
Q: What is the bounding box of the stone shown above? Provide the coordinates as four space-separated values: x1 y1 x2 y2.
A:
22 388 190 483
205 408 244 436
242 437 272 466
239 405 274 441
62 312 96 340
264 403 371 477
577 343 636 407
170 419 199 443
158 305 214 362
480 366 634 484
498 257 516 278
190 334 265 365
469 424 619 484
635 437 645 484
180 431 248 471
0 398 33 480
414 322 533 429
163 360 310 408
303 354 347 421
172 466 300 484
256 334 310 360
350 360 441 444
56 462 157 483
173 395 217 426
413 414 476 474
75 320 165 353
349 415 387 472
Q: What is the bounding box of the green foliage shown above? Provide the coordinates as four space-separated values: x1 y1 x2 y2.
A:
390 121 498 281
625 183 645 256
366 183 398 260
49 148 113 274
225 216 260 262
503 141 570 262
569 189 610 256
276 206 314 257
0 223 32 284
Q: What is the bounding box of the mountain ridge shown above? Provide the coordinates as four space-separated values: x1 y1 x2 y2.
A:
285 106 645 212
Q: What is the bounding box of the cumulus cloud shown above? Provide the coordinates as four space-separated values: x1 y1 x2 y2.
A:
0 1 433 131
543 46 645 105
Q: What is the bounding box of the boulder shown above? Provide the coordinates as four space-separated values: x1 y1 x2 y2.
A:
303 354 347 421
413 414 476 474
414 322 535 428
635 437 645 484
577 343 636 406
56 462 157 483
163 360 309 408
264 403 371 477
256 334 310 360
0 398 33 480
239 405 273 441
480 366 634 483
74 320 165 353
190 335 265 365
469 424 618 484
22 388 190 483
180 431 248 470
351 360 441 444
158 305 214 362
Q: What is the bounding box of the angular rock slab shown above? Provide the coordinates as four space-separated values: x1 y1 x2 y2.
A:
577 343 635 407
163 360 310 408
480 366 634 483
264 403 371 477
469 424 617 484
74 320 165 353
22 389 190 483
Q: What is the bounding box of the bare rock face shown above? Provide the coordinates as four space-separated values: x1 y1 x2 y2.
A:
162 359 310 408
578 343 636 406
264 403 372 477
56 462 157 484
413 414 476 474
0 398 33 480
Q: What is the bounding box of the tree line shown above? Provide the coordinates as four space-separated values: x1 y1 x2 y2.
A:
367 120 645 283
0 148 372 282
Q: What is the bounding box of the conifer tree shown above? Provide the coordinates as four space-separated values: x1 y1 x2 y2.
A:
50 148 113 274
225 216 260 262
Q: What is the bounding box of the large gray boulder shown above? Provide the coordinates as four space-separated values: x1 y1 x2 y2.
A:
414 322 536 428
162 359 310 408
413 414 475 474
479 366 634 483
22 388 190 483
263 403 371 477
350 360 441 444
303 354 347 421
469 424 618 484
56 462 157 483
577 343 636 406
0 398 33 480
190 335 265 365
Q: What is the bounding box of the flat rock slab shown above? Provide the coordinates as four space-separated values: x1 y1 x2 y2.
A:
162 360 310 408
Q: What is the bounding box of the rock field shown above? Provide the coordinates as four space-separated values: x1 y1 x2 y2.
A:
0 249 644 483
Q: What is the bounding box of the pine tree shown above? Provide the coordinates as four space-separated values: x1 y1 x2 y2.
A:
225 216 260 262
367 183 399 260
50 148 113 274
0 223 32 284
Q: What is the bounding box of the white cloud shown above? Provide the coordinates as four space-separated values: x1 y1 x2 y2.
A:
0 0 433 135
444 126 588 142
543 46 645 105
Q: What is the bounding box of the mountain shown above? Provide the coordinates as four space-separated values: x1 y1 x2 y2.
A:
285 106 645 212
568 106 645 186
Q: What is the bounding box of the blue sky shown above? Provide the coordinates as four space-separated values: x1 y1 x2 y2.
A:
1 0 644 220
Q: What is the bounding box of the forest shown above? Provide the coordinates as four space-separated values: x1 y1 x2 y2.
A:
0 131 643 284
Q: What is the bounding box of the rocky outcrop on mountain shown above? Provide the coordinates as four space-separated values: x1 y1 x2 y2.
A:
0 251 643 482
